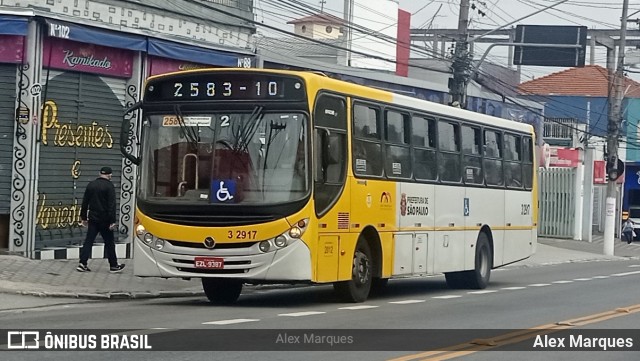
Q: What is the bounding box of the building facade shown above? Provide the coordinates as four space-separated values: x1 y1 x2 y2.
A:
0 0 256 259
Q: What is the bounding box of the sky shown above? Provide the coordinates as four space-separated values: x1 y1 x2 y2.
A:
253 0 639 81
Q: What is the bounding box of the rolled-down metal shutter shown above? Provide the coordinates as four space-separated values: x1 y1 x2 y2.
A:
0 64 17 214
37 70 125 248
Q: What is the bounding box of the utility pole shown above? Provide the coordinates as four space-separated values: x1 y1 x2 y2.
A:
343 0 354 67
449 0 472 107
604 0 629 256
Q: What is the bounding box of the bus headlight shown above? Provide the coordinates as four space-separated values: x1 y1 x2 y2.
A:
288 227 302 238
288 218 309 239
259 241 271 252
274 235 287 248
143 232 154 245
154 239 165 250
136 224 146 237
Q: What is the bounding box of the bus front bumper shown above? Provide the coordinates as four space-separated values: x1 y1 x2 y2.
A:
133 237 312 282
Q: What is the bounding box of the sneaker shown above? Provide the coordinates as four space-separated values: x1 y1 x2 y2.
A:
109 264 125 273
76 264 91 272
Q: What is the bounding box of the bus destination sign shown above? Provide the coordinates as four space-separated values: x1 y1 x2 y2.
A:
145 73 306 102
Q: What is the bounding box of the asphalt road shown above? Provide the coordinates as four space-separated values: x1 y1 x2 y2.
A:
1 258 639 360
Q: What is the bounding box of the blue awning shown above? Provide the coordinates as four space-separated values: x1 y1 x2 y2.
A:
45 19 147 51
0 15 28 35
42 18 254 67
148 38 253 67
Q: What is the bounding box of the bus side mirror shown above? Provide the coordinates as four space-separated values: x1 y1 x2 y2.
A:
121 102 142 166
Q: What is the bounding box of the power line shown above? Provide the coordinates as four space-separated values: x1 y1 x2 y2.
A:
196 0 632 145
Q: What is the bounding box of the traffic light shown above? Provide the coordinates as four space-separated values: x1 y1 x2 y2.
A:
606 158 625 181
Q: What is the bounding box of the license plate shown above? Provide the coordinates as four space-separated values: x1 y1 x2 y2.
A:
194 257 224 269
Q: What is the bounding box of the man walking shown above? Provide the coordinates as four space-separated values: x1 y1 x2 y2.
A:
622 218 635 245
77 166 125 273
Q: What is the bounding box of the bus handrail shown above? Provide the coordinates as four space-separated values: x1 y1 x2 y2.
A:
178 153 199 196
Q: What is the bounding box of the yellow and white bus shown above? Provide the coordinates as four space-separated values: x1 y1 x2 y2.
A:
121 69 537 304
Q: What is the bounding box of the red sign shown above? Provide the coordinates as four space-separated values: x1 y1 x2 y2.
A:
148 56 212 76
0 35 24 63
395 9 411 77
593 160 624 184
594 160 606 184
548 147 580 168
42 38 133 78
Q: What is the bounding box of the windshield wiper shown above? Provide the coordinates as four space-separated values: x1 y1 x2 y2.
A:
261 120 288 196
234 105 264 153
174 104 199 149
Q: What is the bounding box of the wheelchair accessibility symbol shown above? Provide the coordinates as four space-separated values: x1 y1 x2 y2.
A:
212 180 236 203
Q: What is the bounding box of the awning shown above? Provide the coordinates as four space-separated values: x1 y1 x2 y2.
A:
148 38 252 67
45 19 147 51
0 15 28 35
42 18 254 67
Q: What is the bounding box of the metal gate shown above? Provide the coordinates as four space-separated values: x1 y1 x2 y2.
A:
37 70 125 248
538 167 576 238
0 64 16 214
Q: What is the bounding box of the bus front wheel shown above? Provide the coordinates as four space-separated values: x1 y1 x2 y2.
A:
202 278 242 305
334 240 373 302
445 232 492 289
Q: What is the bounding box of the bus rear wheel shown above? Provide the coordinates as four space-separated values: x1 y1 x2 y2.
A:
334 240 373 302
445 232 492 289
202 278 243 305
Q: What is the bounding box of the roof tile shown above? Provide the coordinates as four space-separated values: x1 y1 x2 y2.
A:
517 65 640 98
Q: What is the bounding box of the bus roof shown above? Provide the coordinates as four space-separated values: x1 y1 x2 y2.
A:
146 68 535 134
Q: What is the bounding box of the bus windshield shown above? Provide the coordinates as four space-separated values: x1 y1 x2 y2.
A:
139 109 309 205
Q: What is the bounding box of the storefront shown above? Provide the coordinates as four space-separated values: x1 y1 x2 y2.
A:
36 37 134 254
6 17 255 259
0 15 27 250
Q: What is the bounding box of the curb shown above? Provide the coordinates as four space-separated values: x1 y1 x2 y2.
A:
6 289 205 300
4 283 306 300
502 256 632 270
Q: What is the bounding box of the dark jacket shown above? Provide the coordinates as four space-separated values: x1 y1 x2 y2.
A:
80 177 116 224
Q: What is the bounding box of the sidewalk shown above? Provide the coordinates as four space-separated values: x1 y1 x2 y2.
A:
537 233 640 259
0 256 204 300
516 234 640 268
0 235 638 300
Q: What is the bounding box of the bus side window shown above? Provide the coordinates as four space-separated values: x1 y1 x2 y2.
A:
438 121 461 182
504 133 523 188
384 110 411 178
484 130 504 186
462 125 483 184
325 135 345 182
412 115 437 181
353 103 382 176
354 104 380 140
522 136 534 189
